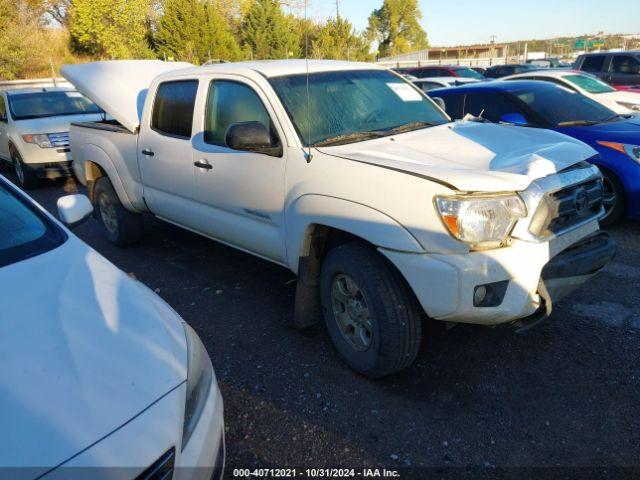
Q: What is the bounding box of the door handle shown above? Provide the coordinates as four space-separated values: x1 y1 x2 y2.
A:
194 159 212 170
141 148 154 156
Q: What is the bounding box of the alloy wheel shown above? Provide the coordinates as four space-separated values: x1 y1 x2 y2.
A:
330 274 373 352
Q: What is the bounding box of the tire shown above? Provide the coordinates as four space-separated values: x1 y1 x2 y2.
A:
93 176 143 246
10 145 39 189
600 169 626 227
319 241 423 378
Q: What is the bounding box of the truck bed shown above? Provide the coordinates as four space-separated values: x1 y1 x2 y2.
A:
69 120 146 212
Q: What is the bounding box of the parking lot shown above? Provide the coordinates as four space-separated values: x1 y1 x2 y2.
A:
11 171 640 475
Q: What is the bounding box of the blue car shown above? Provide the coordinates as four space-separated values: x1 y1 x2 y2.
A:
428 80 640 225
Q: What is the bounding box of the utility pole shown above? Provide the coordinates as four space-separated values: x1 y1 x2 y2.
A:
335 0 340 19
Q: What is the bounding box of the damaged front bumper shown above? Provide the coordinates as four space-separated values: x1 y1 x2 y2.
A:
513 231 616 331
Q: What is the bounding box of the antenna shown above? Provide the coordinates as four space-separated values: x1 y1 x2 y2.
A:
304 0 312 163
49 57 58 87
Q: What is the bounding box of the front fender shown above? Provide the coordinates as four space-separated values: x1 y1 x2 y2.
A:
285 194 424 272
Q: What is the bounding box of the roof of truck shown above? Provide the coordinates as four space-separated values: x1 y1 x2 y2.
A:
171 59 385 79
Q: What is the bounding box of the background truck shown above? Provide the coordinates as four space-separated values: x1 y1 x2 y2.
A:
63 60 615 378
0 83 103 188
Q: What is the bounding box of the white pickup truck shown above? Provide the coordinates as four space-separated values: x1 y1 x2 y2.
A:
63 60 615 377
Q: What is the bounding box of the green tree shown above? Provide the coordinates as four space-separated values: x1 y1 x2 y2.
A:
241 0 299 59
69 0 154 58
366 0 428 58
311 17 371 62
154 0 241 63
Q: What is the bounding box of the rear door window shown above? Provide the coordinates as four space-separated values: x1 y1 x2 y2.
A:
581 55 606 73
0 96 6 120
151 80 198 138
610 55 640 75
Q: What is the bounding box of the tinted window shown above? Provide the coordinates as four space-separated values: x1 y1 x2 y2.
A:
152 80 198 138
0 181 65 268
205 81 276 147
464 92 522 123
0 96 6 120
269 69 449 147
564 74 614 94
8 91 101 121
416 81 444 92
454 67 484 79
610 55 640 75
581 55 606 73
512 85 616 126
433 93 464 119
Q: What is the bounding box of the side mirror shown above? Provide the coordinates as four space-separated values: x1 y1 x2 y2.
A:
499 113 530 126
57 194 93 228
432 96 446 111
226 121 282 157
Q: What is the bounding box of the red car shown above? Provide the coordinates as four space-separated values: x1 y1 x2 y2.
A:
394 65 485 80
614 85 640 94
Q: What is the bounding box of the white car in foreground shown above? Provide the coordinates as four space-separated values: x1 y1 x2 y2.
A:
501 70 640 114
0 176 224 479
412 76 481 92
0 87 104 189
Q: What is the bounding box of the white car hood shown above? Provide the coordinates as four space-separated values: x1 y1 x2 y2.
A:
0 237 187 475
319 121 599 192
14 113 104 135
61 60 193 133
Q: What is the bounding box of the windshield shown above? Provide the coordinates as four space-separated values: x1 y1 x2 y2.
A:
269 69 449 147
0 180 65 268
512 85 617 126
564 74 615 94
455 67 484 79
8 90 102 120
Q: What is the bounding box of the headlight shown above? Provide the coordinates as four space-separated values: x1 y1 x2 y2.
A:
616 101 640 112
435 193 527 250
597 141 640 163
21 134 53 148
182 322 214 450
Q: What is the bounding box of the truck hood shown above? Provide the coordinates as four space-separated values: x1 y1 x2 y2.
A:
0 237 187 475
61 60 193 133
319 121 598 192
13 113 104 134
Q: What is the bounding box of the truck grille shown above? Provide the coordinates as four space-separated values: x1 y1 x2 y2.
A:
529 178 603 237
134 448 175 480
47 131 69 148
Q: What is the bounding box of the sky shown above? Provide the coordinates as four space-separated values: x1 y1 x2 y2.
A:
306 0 640 47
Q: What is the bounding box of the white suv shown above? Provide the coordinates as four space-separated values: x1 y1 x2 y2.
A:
0 87 103 188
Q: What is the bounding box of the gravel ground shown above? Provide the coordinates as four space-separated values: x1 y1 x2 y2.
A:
9 173 640 479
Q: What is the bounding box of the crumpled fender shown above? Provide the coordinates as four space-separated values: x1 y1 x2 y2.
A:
285 194 424 272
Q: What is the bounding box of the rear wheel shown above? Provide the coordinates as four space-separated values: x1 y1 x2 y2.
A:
93 176 143 245
10 146 39 189
600 169 625 227
319 241 423 378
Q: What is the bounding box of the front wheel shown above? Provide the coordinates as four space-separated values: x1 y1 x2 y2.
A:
10 146 39 189
319 242 423 378
93 176 143 246
600 169 626 227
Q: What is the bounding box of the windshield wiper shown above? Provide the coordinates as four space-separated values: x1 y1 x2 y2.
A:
313 130 387 147
376 120 438 135
557 120 601 127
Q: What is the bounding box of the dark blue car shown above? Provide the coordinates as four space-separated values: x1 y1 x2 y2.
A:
428 80 640 225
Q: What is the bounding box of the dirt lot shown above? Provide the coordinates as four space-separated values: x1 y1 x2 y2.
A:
12 173 640 478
